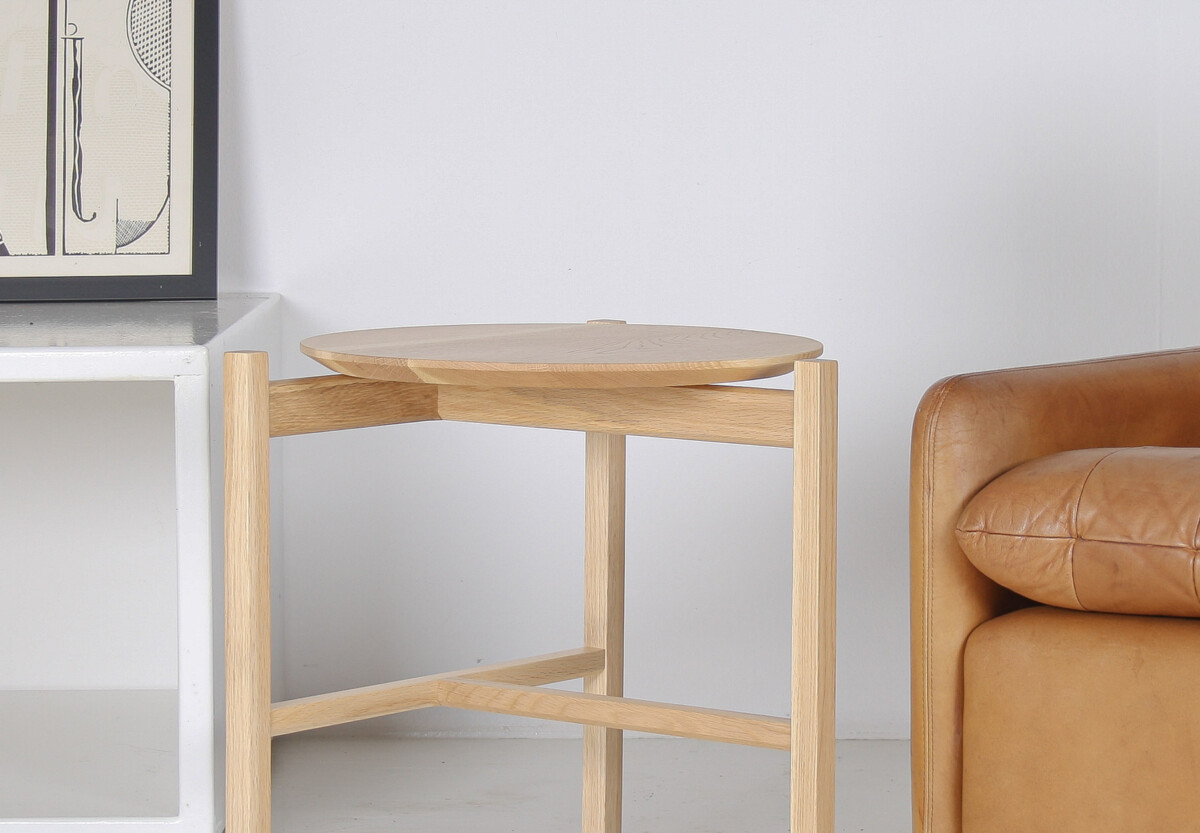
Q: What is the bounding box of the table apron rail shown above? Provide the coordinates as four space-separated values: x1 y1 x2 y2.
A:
268 374 794 447
268 375 439 437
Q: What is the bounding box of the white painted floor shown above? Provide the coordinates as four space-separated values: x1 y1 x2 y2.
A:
273 737 910 833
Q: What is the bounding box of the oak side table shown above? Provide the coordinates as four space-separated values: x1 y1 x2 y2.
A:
224 322 836 833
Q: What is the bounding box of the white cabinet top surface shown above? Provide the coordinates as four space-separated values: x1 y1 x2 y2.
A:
0 294 276 351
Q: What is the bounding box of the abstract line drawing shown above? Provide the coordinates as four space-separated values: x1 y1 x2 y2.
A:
1 0 181 260
59 0 172 257
0 0 215 300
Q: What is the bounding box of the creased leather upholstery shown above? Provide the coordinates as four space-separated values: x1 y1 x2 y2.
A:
911 347 1200 833
956 446 1200 617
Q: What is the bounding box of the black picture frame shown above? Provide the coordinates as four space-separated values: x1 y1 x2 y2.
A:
0 0 218 302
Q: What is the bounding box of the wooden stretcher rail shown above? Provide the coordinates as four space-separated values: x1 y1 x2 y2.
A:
270 647 606 736
267 372 794 447
437 679 792 750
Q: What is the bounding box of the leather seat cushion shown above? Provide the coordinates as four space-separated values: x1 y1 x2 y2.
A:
963 606 1200 833
956 446 1200 617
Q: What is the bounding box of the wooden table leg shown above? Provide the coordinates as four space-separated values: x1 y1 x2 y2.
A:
791 359 837 833
225 351 273 833
583 431 626 833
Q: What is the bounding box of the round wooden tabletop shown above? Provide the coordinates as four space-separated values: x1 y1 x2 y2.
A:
300 323 822 388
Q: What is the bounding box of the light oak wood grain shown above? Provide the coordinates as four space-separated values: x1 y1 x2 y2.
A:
791 359 838 833
269 375 438 437
301 323 821 388
583 432 626 833
437 383 793 447
270 648 606 736
268 374 793 446
224 331 837 833
437 680 791 751
224 352 273 833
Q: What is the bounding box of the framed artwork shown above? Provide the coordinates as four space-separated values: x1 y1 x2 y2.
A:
0 0 217 301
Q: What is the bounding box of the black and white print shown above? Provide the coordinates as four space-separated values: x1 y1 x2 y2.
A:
0 0 214 299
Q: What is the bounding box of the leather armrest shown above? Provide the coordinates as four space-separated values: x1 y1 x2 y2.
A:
910 346 1200 833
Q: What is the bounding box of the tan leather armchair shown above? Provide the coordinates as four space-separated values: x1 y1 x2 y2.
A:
911 347 1200 833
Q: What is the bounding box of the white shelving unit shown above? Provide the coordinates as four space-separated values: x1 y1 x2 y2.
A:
0 294 280 833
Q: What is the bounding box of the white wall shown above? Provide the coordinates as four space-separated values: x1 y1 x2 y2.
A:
217 1 1200 739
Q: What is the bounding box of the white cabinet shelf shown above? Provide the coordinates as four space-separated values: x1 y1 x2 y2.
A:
0 294 280 833
0 691 177 819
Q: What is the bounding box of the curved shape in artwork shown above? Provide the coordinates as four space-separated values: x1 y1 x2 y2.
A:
128 0 172 90
115 187 170 250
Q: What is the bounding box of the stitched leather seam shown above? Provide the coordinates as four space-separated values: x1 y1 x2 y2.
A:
1068 449 1122 611
1065 539 1087 610
958 528 1199 549
955 528 1072 541
1187 501 1200 611
1190 511 1200 610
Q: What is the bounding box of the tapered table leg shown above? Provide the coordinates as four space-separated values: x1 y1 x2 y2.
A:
791 359 837 833
583 431 626 833
225 351 273 833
